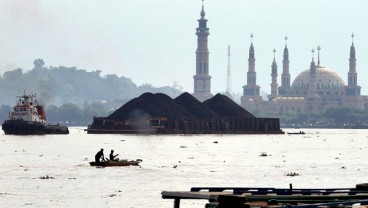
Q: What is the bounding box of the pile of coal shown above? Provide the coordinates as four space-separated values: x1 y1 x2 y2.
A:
174 92 219 119
108 93 192 120
107 92 254 120
203 94 255 118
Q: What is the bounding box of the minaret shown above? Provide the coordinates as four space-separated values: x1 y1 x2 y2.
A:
226 45 232 94
268 49 278 100
279 36 290 95
242 34 260 96
345 33 361 96
240 34 262 109
248 34 256 87
193 0 212 102
349 34 357 86
309 48 317 95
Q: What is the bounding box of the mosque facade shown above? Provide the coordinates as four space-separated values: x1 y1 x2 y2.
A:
240 35 367 114
192 2 367 113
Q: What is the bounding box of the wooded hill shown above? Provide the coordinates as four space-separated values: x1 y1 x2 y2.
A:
0 59 181 106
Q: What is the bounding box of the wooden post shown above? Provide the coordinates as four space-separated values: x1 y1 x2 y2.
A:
173 198 180 208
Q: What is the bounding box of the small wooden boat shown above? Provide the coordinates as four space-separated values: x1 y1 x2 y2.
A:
287 131 305 135
89 159 142 167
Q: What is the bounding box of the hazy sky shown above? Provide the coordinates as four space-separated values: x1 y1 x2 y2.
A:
1 0 368 96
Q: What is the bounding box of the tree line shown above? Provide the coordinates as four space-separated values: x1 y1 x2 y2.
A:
0 59 182 106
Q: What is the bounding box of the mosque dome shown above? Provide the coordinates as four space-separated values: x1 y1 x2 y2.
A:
291 66 345 91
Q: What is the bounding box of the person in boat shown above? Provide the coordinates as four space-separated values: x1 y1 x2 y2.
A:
95 148 105 162
109 150 119 161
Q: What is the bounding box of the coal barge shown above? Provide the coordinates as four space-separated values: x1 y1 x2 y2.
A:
2 92 69 135
86 92 283 134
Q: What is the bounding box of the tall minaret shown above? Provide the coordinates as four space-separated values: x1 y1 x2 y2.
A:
242 34 260 96
345 33 361 96
278 36 290 96
268 49 278 100
248 34 256 87
309 48 317 95
240 34 262 109
193 0 212 102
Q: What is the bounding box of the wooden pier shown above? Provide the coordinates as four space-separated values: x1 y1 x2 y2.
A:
162 184 368 208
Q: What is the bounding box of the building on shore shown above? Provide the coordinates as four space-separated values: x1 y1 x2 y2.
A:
241 34 367 114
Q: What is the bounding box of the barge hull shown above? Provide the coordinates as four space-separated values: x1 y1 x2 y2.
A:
86 117 284 134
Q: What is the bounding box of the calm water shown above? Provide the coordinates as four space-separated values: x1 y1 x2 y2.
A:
0 128 367 208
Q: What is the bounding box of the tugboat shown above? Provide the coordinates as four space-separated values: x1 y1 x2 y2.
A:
2 92 69 135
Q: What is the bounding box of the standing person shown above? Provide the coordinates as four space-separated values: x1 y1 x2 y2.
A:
109 150 119 161
95 148 105 162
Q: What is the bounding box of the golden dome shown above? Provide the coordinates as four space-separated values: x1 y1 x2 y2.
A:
291 66 345 90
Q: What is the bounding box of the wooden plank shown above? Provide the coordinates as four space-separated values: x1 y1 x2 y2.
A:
162 191 232 200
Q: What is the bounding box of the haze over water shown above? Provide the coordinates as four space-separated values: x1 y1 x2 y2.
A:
1 128 367 207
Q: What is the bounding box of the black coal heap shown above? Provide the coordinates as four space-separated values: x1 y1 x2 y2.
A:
203 93 255 118
107 92 255 120
108 92 194 120
174 92 219 119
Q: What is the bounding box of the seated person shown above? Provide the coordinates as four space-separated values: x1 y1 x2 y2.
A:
109 150 119 161
95 148 105 162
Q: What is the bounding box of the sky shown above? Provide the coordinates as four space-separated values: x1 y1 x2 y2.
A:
1 0 368 96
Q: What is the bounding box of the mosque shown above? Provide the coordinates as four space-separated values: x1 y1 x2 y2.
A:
192 1 367 114
240 34 367 114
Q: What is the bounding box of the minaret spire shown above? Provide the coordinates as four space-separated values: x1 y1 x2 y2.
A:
279 36 290 95
248 34 256 79
348 33 357 87
309 48 317 95
193 0 212 102
351 33 354 45
200 0 205 19
346 33 360 96
317 45 321 66
269 49 278 99
285 36 288 46
242 34 260 95
240 34 262 110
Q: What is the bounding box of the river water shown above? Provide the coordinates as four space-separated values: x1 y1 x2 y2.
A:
0 128 367 208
